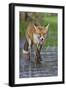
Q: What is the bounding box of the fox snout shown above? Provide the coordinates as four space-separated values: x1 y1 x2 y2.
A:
40 36 44 41
38 36 44 45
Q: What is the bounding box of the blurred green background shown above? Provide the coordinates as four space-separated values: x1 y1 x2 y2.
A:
19 12 58 47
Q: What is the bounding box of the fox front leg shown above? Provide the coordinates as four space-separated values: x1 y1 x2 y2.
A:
35 44 42 65
35 48 42 65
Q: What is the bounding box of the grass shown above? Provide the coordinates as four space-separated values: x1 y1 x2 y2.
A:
43 15 58 47
19 14 58 47
20 20 28 38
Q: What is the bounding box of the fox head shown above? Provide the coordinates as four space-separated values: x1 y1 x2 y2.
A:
33 24 49 45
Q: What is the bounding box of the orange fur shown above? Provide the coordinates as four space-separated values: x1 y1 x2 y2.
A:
26 23 48 45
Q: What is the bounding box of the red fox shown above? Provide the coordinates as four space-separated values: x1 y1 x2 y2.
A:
23 23 49 64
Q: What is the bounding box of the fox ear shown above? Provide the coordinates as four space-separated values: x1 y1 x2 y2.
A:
45 24 49 30
33 25 38 31
43 24 49 34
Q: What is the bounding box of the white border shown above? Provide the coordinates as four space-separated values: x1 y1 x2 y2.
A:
15 6 63 84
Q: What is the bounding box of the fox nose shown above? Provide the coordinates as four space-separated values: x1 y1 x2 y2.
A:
41 38 43 41
40 37 44 41
40 36 44 41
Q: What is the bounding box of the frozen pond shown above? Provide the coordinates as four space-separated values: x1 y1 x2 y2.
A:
19 39 58 78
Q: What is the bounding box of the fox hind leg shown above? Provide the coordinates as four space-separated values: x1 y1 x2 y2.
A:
23 39 30 62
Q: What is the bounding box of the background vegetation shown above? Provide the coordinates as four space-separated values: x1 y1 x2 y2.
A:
19 12 58 47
